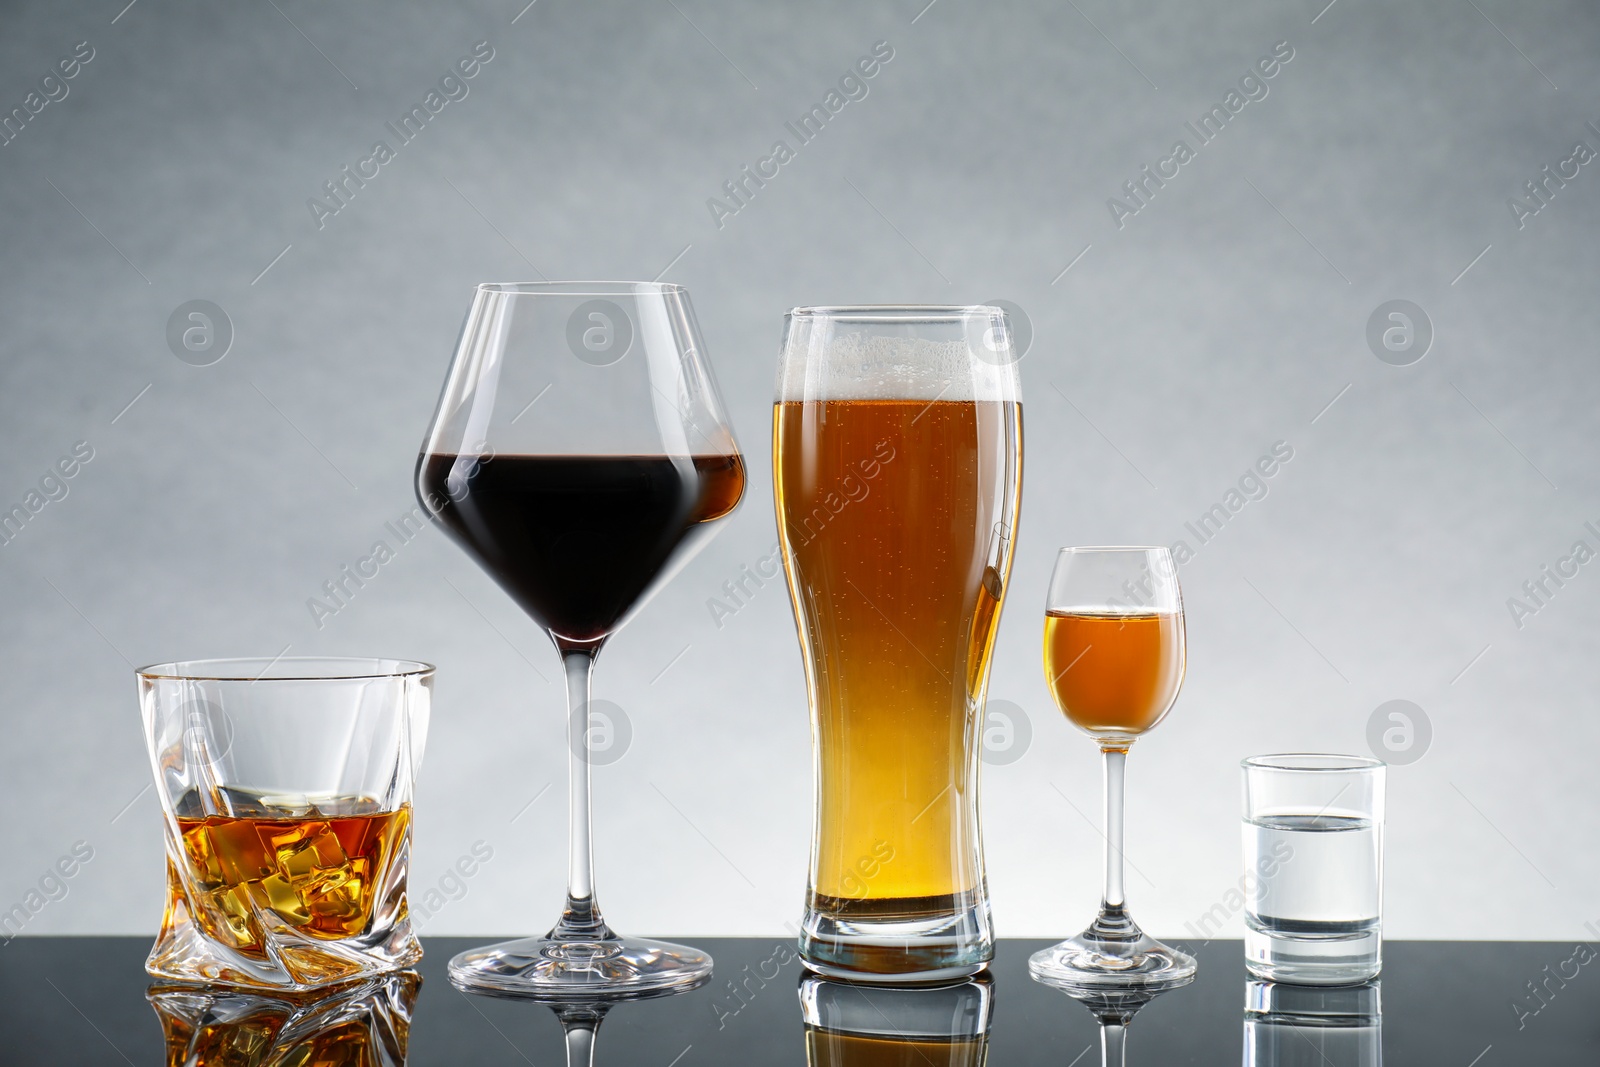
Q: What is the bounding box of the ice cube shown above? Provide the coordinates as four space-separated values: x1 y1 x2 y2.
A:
203 884 260 950
257 793 315 818
270 823 346 883
304 869 363 922
216 785 276 817
206 819 271 886
181 825 223 885
259 873 312 927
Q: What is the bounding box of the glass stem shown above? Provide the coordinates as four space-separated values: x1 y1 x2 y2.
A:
554 650 611 940
1100 1021 1128 1067
1097 746 1131 933
561 1017 599 1067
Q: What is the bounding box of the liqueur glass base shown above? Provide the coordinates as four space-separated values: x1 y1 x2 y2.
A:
1029 922 1197 990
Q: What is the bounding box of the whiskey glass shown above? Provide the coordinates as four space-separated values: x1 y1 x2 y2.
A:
138 657 432 990
1029 547 1195 988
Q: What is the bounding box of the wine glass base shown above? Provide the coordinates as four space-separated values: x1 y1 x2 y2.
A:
448 936 713 1000
1029 929 1196 990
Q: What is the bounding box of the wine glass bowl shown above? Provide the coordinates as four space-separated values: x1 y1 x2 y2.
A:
416 451 744 653
416 282 744 997
1041 547 1185 749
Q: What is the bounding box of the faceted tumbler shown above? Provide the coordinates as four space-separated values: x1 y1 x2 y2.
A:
138 657 431 990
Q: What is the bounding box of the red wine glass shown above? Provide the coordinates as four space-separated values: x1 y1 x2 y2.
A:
416 282 744 996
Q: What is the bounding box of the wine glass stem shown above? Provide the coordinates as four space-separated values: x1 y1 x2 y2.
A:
1100 1021 1128 1067
1101 746 1127 917
555 650 608 940
563 1023 597 1067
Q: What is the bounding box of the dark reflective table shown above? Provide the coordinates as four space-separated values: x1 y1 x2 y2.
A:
0 937 1593 1063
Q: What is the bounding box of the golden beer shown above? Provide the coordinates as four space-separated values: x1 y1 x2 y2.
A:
774 305 1022 978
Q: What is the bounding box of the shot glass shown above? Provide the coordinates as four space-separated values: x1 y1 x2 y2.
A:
1244 980 1381 1066
1242 754 1385 984
138 658 432 990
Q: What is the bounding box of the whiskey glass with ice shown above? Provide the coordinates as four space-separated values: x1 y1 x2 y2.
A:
137 657 432 990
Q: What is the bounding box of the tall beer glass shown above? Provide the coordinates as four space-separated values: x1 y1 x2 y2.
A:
774 305 1023 980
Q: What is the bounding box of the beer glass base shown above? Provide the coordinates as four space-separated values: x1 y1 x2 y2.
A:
447 936 713 999
802 958 988 984
799 897 992 983
1029 929 1197 990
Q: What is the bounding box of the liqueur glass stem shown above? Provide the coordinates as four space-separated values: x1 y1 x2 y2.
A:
1100 748 1127 920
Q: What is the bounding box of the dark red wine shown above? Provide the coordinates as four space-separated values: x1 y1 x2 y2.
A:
417 453 745 649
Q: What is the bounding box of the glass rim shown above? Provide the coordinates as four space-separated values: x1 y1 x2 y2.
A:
1056 545 1170 554
786 304 1004 324
475 281 686 297
136 656 435 682
1241 752 1386 773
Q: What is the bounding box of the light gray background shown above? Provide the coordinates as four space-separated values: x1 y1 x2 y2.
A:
1 0 1595 942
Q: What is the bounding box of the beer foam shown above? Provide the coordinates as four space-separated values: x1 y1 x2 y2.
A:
777 332 1020 402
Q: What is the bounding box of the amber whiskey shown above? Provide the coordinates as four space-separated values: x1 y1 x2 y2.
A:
166 792 409 957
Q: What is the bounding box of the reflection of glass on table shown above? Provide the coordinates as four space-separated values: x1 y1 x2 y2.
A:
1034 964 1193 1067
801 972 992 1067
1244 980 1382 1067
147 970 419 1067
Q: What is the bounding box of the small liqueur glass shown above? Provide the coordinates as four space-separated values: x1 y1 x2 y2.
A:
138 657 431 990
1029 547 1196 989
